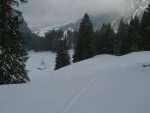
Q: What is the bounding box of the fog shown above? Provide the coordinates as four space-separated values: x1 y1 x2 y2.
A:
20 0 129 26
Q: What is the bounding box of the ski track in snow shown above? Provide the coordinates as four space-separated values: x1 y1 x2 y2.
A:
57 76 96 113
1 51 150 113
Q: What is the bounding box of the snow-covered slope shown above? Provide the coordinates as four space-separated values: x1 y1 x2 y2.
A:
0 51 150 113
126 0 149 18
32 25 62 37
30 22 76 37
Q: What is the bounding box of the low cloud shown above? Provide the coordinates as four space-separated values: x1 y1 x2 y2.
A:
20 0 129 26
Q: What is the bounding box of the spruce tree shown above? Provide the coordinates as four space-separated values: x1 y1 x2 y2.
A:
55 38 70 70
94 30 102 55
115 19 128 56
124 16 140 54
129 16 140 52
102 23 115 55
94 24 106 55
0 0 30 84
119 16 140 55
140 4 150 50
72 31 79 50
73 13 94 62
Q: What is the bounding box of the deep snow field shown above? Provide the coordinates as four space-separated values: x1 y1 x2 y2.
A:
0 51 150 113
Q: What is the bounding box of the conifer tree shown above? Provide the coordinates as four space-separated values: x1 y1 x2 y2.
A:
72 31 79 50
94 30 102 55
0 0 29 84
120 16 140 55
115 19 128 55
102 23 115 54
140 4 150 50
129 16 140 52
123 16 140 54
55 38 70 70
94 24 106 55
73 13 94 62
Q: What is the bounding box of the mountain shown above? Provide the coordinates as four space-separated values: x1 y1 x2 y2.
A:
30 24 66 37
32 0 149 36
112 0 149 29
31 13 120 37
61 13 120 31
126 0 149 19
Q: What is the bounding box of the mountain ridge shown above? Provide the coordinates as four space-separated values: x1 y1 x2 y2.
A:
29 0 149 36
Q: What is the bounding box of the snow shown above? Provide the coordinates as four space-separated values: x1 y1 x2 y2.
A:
0 51 150 113
26 51 56 81
34 25 60 37
31 22 76 37
63 27 75 38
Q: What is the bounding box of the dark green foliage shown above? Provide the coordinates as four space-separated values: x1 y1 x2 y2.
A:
128 16 140 52
73 13 94 62
72 31 79 50
101 23 115 54
140 4 150 50
94 24 106 55
45 30 63 52
120 16 140 55
94 30 103 55
94 23 116 55
94 4 150 56
23 28 79 53
0 0 30 84
23 32 44 52
55 38 70 70
115 19 128 55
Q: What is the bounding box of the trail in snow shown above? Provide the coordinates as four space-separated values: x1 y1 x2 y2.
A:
57 76 96 113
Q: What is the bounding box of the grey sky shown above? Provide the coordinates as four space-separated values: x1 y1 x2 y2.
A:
20 0 128 26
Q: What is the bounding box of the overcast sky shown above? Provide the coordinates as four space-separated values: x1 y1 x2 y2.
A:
20 0 129 26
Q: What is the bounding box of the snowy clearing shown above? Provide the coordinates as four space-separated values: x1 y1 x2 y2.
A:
0 51 150 113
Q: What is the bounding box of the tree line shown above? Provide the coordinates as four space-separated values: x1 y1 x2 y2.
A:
73 4 150 62
23 29 78 52
56 4 150 69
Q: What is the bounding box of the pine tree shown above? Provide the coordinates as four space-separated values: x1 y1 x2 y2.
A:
0 0 30 84
102 23 115 55
73 13 94 62
115 18 128 56
129 16 140 52
124 16 140 54
55 38 70 70
72 31 79 50
94 23 107 55
94 30 102 55
140 4 150 50
119 16 140 55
